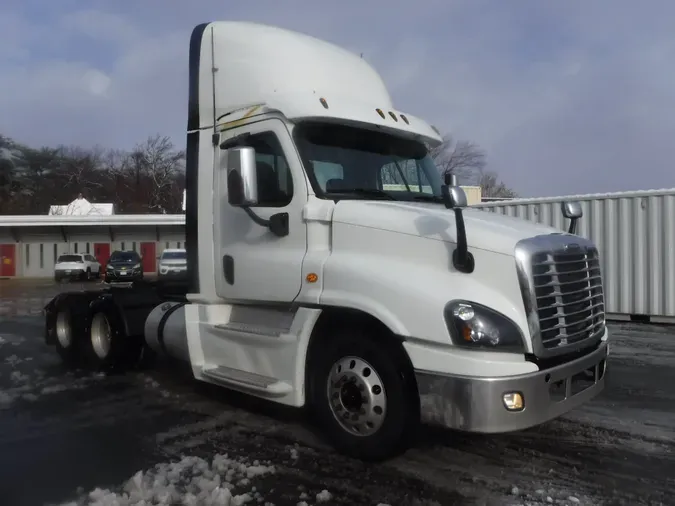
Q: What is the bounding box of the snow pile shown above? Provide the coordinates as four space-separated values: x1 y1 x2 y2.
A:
59 454 277 506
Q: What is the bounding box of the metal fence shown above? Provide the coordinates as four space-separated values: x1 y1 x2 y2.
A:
474 188 675 322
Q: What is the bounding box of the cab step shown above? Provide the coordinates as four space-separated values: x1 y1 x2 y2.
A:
201 365 292 396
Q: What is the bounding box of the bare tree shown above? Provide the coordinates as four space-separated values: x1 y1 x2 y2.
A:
129 135 185 213
429 134 487 184
479 171 518 199
57 145 106 191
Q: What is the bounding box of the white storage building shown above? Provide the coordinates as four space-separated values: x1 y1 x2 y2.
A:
0 214 185 279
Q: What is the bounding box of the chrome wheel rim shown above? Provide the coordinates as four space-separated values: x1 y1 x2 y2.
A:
327 356 387 437
91 313 112 359
55 310 72 348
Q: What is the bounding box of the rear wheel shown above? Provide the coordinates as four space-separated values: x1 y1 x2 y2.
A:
53 308 81 368
308 327 420 461
84 306 133 372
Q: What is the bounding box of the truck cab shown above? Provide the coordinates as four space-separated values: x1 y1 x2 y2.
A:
45 21 609 461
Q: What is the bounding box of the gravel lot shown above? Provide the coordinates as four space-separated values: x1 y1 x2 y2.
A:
0 279 673 506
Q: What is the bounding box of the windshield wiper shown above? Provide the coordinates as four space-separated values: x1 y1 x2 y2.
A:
327 188 397 200
411 194 444 203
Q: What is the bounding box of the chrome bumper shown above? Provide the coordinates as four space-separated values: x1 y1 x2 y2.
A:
415 341 608 433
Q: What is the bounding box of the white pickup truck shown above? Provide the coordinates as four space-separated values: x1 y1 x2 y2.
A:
44 21 609 461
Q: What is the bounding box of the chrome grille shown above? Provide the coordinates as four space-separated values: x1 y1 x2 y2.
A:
515 235 606 357
531 248 605 349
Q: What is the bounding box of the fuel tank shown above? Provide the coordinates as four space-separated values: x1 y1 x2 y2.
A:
144 301 190 362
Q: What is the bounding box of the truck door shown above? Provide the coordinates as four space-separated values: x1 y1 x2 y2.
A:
214 118 308 303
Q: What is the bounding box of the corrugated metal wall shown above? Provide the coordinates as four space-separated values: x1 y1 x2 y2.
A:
474 188 675 320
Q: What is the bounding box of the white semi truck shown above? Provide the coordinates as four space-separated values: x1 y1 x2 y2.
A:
44 21 609 461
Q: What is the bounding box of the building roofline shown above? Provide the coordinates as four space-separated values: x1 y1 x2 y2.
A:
0 214 186 227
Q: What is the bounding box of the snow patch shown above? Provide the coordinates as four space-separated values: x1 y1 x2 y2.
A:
41 384 70 394
316 489 332 502
58 453 276 506
5 354 23 367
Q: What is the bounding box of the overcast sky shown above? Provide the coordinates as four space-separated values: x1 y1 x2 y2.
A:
1 0 673 197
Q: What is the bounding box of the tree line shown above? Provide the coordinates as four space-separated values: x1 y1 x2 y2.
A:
0 132 516 215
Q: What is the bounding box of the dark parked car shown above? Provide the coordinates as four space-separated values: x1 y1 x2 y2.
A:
104 250 143 283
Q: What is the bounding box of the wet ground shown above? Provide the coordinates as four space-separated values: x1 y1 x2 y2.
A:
0 279 673 506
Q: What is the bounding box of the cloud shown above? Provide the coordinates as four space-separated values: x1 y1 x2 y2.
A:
0 0 673 196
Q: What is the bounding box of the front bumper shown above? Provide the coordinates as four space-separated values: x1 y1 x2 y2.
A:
55 269 85 280
158 269 187 279
415 341 608 433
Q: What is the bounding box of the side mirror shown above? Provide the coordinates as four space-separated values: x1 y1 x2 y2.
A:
561 201 582 220
448 186 468 208
226 147 258 207
561 201 582 235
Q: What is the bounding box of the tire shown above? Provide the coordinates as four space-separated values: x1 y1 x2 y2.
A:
307 327 420 461
86 268 92 281
53 307 81 368
83 305 132 372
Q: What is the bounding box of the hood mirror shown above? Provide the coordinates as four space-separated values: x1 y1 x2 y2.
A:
561 201 582 220
448 186 468 209
441 172 474 274
561 201 582 235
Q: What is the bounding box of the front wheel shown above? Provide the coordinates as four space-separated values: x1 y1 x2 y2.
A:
308 328 420 461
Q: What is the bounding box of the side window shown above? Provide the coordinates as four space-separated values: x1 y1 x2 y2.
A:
312 161 344 192
380 160 432 194
246 132 293 207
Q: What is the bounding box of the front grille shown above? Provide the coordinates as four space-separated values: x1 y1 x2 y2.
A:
515 235 606 356
532 247 605 349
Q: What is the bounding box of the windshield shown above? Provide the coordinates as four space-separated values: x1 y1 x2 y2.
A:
57 255 82 263
110 251 139 262
294 122 443 201
162 251 186 260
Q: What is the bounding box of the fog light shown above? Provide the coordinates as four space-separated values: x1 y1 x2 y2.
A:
503 392 524 411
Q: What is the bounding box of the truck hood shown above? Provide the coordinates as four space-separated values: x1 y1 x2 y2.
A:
331 200 561 256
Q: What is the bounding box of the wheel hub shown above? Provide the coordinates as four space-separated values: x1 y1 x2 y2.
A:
327 356 386 437
91 313 112 359
55 311 72 348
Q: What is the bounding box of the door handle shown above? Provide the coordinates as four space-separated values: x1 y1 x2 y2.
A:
223 255 234 285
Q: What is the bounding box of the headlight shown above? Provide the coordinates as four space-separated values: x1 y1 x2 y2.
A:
133 263 141 269
106 265 113 270
444 300 525 352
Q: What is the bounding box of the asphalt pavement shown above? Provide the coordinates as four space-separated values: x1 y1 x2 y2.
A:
0 279 673 506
